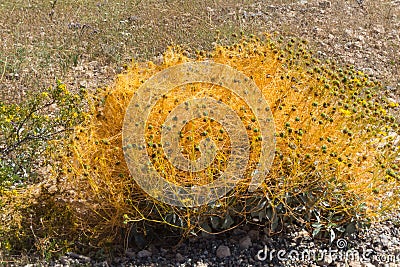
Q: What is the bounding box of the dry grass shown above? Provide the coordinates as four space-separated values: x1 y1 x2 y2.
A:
1 0 399 103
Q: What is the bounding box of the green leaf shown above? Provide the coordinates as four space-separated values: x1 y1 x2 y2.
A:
266 207 273 220
210 216 220 230
258 210 266 221
312 222 322 228
200 222 212 233
312 227 321 237
221 214 234 230
271 213 279 232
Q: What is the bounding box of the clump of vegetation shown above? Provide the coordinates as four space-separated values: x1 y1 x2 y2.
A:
0 80 87 189
0 81 87 256
1 35 399 257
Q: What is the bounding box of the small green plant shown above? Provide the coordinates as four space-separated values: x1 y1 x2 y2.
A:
0 80 88 257
0 80 87 189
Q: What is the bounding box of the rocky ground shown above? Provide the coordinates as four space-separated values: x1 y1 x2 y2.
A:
19 212 400 266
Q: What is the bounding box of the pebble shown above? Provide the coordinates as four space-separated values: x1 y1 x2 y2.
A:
176 252 185 262
65 252 91 263
248 229 260 241
216 245 231 258
93 261 109 267
319 1 331 8
239 235 252 250
137 249 152 258
125 250 135 258
59 256 69 265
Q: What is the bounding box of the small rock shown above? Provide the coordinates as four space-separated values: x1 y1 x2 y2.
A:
298 229 310 238
248 230 260 241
233 228 247 235
79 81 87 88
59 256 70 265
93 261 109 267
137 249 152 258
348 261 362 267
379 234 391 248
216 245 231 258
239 235 252 250
345 29 353 36
148 244 159 255
176 252 185 262
356 35 365 42
66 252 91 263
319 1 331 8
47 184 58 194
125 250 135 258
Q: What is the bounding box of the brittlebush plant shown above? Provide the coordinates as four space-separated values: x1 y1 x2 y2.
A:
2 35 399 254
0 81 87 256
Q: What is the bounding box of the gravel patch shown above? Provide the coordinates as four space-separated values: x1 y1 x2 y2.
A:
18 213 400 266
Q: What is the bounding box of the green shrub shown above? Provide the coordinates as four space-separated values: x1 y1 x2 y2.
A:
0 80 87 189
1 80 88 257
